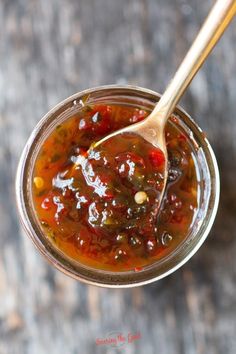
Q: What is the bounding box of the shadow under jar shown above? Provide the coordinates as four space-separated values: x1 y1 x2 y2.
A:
16 85 220 288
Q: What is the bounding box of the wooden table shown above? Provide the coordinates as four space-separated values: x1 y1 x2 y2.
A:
0 1 235 353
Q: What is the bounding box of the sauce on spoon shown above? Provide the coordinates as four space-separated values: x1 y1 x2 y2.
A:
33 104 198 271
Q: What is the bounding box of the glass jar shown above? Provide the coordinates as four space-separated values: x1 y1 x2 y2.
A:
16 85 220 288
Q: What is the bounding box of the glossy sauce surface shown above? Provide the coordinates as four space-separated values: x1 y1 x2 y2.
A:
33 105 198 271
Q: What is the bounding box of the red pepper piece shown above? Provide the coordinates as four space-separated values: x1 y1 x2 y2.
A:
77 147 88 157
90 105 112 135
134 266 143 272
149 149 165 168
170 213 184 224
130 109 147 123
76 225 92 250
178 133 187 142
104 191 114 200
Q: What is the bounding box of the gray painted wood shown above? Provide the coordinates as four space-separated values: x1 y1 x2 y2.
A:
0 1 236 353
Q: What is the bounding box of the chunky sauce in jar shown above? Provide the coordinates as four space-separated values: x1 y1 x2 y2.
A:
32 104 198 271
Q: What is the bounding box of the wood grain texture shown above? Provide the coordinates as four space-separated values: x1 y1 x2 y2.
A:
0 1 236 353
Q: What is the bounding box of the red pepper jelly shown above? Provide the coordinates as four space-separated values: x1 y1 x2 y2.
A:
32 104 198 271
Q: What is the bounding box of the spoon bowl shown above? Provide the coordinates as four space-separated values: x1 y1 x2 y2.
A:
92 107 169 209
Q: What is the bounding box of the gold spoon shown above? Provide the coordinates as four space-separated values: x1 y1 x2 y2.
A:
91 0 235 204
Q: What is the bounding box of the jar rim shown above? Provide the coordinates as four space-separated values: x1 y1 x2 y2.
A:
15 85 220 288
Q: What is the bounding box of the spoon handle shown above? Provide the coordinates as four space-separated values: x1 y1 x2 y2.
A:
152 0 236 122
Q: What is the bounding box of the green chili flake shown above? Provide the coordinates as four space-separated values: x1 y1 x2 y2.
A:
84 105 93 112
81 94 90 105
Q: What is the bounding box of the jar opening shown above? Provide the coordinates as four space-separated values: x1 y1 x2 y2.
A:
16 85 220 287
